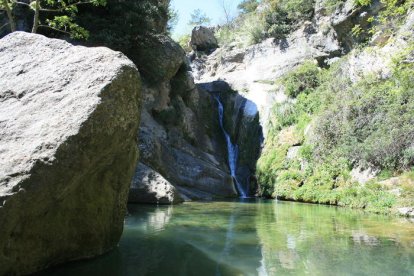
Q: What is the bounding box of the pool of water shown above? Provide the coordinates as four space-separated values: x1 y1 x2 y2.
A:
43 200 414 275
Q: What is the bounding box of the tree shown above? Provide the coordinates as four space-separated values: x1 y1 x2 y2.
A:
218 0 235 25
237 0 259 14
0 0 106 39
188 8 211 26
167 5 179 34
0 0 16 32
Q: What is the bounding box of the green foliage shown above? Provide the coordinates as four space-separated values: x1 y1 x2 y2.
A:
167 5 179 34
188 8 211 26
0 0 106 38
263 6 292 39
176 34 191 52
237 0 259 14
278 0 316 22
262 0 315 39
76 0 170 52
216 0 318 47
355 0 414 38
355 0 372 6
351 24 364 38
323 0 347 13
39 0 106 39
280 61 321 98
257 42 414 214
216 12 265 47
314 52 414 170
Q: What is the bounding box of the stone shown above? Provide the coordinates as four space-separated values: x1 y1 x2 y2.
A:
287 146 302 161
0 32 141 275
190 26 219 52
129 163 183 204
136 74 238 200
398 207 414 218
129 34 186 84
351 166 379 185
197 81 263 196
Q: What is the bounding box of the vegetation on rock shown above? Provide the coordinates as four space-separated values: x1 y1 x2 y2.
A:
257 41 414 214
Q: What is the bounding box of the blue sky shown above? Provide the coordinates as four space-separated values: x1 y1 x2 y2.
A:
171 0 244 38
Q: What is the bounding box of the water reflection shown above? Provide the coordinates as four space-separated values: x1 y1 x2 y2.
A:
127 204 173 233
256 201 414 275
42 200 414 276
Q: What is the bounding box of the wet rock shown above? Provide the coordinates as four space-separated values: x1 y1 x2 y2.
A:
0 32 141 275
129 163 183 204
198 81 263 195
136 73 237 200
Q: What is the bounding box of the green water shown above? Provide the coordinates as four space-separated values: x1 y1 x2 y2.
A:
43 200 414 276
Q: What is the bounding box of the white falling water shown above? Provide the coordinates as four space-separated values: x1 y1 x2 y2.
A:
214 96 248 198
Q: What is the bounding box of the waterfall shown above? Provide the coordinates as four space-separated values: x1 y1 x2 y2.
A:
214 96 248 198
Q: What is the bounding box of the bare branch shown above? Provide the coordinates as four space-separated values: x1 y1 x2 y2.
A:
2 0 16 32
31 0 40 32
0 22 10 31
14 1 30 7
38 24 71 35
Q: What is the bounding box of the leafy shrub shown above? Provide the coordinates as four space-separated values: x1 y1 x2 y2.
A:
238 0 260 14
314 54 414 170
176 34 191 52
216 12 265 47
257 42 414 214
280 61 321 98
322 0 347 13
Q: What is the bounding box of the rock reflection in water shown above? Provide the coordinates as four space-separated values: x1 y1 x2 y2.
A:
41 200 414 276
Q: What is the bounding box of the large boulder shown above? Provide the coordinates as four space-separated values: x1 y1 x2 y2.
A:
137 84 237 200
0 32 141 275
129 163 183 204
128 34 187 84
190 26 219 52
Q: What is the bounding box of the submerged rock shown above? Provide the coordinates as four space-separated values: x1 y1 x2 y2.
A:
0 32 141 275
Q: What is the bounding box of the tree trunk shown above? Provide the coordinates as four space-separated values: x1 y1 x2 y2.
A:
2 0 16 32
31 0 40 33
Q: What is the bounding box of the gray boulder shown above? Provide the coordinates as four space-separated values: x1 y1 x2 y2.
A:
190 26 218 52
129 163 183 204
128 34 187 84
0 32 141 275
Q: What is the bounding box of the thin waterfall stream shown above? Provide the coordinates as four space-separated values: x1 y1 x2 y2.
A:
214 96 248 198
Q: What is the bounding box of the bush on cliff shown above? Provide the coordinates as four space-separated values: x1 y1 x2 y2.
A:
257 42 414 214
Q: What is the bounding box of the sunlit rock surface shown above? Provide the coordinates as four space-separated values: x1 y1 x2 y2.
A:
0 32 141 275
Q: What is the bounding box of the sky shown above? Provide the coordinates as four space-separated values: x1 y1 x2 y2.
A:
171 0 244 38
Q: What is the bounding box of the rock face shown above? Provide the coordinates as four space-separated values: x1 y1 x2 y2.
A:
190 0 383 137
190 26 219 51
0 32 141 275
125 34 238 202
198 81 263 195
129 163 183 204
